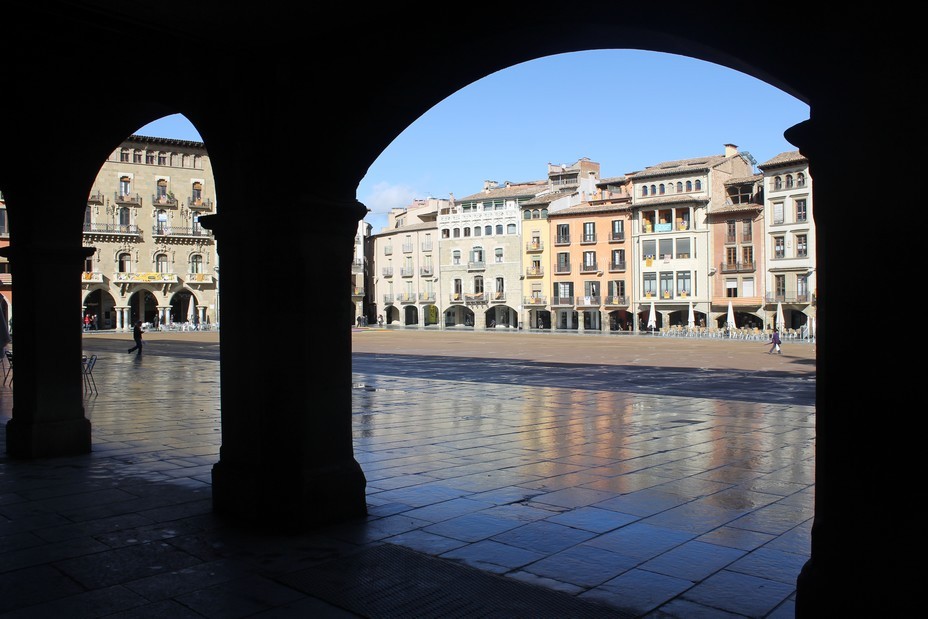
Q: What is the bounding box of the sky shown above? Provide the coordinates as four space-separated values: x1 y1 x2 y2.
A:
136 49 810 233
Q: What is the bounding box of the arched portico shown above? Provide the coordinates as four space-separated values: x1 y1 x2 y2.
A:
0 4 909 615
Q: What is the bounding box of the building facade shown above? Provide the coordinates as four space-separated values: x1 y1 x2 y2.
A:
81 135 218 330
758 150 815 334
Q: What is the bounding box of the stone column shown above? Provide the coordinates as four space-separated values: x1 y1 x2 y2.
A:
200 199 368 531
0 244 94 458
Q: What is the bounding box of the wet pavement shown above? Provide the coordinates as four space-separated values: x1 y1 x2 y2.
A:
0 330 815 618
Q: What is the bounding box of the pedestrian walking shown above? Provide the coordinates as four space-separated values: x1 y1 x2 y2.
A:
377 314 384 328
128 321 144 355
767 328 782 354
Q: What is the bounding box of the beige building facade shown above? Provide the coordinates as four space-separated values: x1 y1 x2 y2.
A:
81 135 218 330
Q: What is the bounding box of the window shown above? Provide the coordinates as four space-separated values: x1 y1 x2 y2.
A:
583 251 596 268
742 245 754 265
156 178 168 200
609 279 625 297
659 183 665 195
495 224 503 235
119 176 131 196
120 148 130 162
775 274 786 298
798 274 809 299
785 174 793 188
773 176 782 190
583 222 595 243
675 238 690 259
796 198 807 222
742 278 755 297
556 281 573 299
454 279 462 295
473 226 481 236
742 218 752 241
773 202 784 224
190 254 203 274
650 184 657 195
642 239 656 260
726 220 736 241
676 271 691 295
507 223 516 234
659 272 673 297
495 248 503 263
611 219 624 240
133 150 142 163
726 247 738 266
611 248 625 268
146 152 155 164
155 253 169 273
83 205 91 227
584 281 599 297
84 256 93 272
118 252 131 272
474 276 484 293
556 223 570 244
191 182 203 203
441 228 450 239
557 252 570 271
158 153 167 165
659 238 673 259
685 180 692 191
797 172 806 187
453 228 460 238
495 277 504 293
470 247 484 264
726 279 738 298
452 250 461 265
523 210 532 220
118 207 130 227
694 179 702 190
484 225 492 236
676 182 683 192
796 234 808 257
156 210 168 234
774 236 785 259
643 272 657 296
642 185 648 197
463 227 471 237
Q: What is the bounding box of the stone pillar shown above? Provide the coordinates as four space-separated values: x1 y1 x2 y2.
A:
0 244 94 458
787 114 893 615
200 200 367 531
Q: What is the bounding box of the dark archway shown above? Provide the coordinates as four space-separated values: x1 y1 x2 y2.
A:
0 5 910 616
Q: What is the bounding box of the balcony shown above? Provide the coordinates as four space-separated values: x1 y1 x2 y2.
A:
603 295 629 307
524 295 546 306
383 294 394 305
526 241 544 252
525 266 544 277
580 234 597 245
80 271 105 284
152 194 179 209
187 197 214 212
580 261 598 273
576 295 601 307
113 272 178 284
351 286 364 297
719 261 756 274
402 243 413 253
551 296 574 307
421 241 433 252
419 266 433 277
400 267 414 277
467 261 485 271
87 190 105 205
114 192 142 206
398 293 416 304
765 292 813 304
555 235 571 246
489 291 506 303
152 226 213 239
554 263 571 274
351 258 364 274
608 231 625 243
449 292 463 303
83 223 142 237
185 273 215 285
608 260 626 272
382 267 393 277
418 291 436 303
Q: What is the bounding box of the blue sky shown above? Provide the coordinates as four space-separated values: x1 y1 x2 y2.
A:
137 49 810 233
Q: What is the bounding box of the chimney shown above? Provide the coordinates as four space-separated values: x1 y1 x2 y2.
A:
724 144 738 157
483 180 496 192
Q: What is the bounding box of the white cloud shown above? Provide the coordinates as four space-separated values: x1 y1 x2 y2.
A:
360 182 419 215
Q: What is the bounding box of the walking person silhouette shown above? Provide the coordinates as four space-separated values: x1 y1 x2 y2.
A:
128 321 144 355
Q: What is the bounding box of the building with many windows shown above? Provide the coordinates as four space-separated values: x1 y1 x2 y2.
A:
628 144 754 331
758 150 815 333
81 135 218 330
370 197 445 327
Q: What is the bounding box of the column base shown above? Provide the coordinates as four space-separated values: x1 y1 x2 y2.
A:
5 415 92 458
212 457 368 532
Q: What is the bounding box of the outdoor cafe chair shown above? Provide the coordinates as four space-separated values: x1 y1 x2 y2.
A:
82 354 97 394
3 350 12 386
